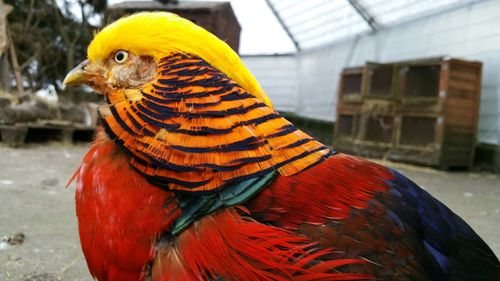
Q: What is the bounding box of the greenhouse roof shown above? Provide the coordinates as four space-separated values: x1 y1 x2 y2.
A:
109 0 488 54
266 0 484 50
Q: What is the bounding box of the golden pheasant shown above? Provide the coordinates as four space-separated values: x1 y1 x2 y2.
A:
64 12 500 281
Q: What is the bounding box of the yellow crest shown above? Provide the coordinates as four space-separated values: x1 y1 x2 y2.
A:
87 12 272 107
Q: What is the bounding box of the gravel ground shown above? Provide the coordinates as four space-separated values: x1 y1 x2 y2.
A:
0 144 499 280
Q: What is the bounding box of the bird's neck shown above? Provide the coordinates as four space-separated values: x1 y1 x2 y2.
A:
99 52 332 194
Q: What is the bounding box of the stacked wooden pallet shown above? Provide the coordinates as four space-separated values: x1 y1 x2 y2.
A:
334 57 482 169
0 122 94 147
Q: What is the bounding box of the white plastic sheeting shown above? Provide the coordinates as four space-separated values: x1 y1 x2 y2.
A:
242 55 299 112
267 0 484 50
360 0 463 25
173 0 484 53
272 0 370 49
244 0 500 145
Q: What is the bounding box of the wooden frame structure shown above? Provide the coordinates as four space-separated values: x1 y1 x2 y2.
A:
334 57 482 169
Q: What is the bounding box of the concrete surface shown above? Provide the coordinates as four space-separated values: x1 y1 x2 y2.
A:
0 144 499 280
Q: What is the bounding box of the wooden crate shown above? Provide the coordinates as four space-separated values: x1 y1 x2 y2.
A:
334 103 361 144
334 57 482 169
397 58 442 101
354 100 396 158
338 67 364 103
363 62 397 99
389 113 443 166
106 1 241 52
335 101 395 158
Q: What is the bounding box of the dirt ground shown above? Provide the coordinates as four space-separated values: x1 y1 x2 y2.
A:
0 144 499 281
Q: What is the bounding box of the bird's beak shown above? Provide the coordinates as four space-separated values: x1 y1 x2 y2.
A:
63 60 90 89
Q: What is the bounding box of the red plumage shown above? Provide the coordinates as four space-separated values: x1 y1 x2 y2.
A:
73 130 180 281
152 208 369 281
73 131 375 280
73 131 500 280
247 154 392 226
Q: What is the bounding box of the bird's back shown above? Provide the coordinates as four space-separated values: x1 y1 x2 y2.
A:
246 154 500 281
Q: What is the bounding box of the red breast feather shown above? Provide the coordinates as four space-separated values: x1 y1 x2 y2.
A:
72 130 181 281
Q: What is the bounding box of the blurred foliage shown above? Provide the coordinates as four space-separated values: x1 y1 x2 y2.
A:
5 0 106 91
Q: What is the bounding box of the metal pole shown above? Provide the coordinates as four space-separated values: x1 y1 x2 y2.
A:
264 0 301 51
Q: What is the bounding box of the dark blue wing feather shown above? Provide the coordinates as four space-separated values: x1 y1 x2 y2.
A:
386 169 500 281
246 155 500 280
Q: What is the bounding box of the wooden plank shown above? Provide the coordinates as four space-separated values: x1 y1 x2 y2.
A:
449 71 478 82
444 107 477 119
447 88 477 99
449 76 478 88
388 149 441 166
441 146 473 167
441 154 471 166
341 94 363 103
396 101 442 114
445 125 475 134
399 97 439 105
445 115 475 127
443 133 474 146
337 103 362 114
342 67 364 75
448 79 478 92
445 97 476 109
449 60 482 73
0 125 27 147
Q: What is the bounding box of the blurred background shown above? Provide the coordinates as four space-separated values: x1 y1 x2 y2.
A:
0 0 499 280
0 0 499 170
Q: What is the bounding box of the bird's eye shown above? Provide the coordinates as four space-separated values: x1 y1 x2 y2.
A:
114 50 128 63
